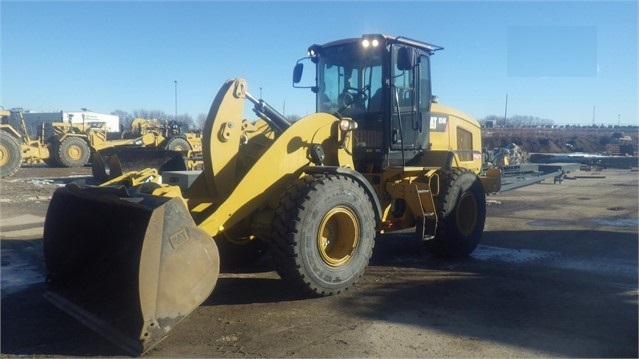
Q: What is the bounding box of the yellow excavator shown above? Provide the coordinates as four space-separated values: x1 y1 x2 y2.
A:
42 34 501 355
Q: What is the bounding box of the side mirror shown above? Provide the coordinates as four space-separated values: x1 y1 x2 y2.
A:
293 63 304 84
397 47 415 71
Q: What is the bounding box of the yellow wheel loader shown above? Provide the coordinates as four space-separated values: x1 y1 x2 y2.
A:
0 109 198 178
129 117 202 154
42 34 501 355
0 109 27 178
91 118 204 181
45 121 168 168
0 108 51 177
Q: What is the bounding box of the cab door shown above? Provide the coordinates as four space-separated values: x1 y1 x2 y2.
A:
390 46 430 156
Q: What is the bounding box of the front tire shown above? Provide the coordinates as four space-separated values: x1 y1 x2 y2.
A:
427 169 486 257
56 137 90 167
271 174 376 296
0 132 22 178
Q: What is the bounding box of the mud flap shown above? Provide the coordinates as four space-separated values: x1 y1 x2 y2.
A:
43 184 219 355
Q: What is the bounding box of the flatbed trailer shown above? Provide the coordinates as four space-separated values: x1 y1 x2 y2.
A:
499 162 582 192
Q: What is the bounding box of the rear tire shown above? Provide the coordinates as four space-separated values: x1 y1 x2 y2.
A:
56 137 90 167
0 132 22 178
426 169 486 257
271 174 376 296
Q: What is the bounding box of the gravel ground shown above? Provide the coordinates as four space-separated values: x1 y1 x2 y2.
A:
1 165 637 358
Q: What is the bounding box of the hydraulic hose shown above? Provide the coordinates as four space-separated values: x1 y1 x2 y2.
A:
245 92 291 135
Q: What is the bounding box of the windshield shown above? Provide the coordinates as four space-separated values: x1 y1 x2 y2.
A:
317 43 383 115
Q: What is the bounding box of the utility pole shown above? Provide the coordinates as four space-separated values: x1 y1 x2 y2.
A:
503 94 508 124
174 80 178 121
592 106 595 126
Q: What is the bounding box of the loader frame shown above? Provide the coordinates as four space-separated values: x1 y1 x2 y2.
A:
41 34 501 355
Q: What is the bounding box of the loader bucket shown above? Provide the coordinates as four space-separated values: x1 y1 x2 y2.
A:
92 148 188 182
42 184 220 356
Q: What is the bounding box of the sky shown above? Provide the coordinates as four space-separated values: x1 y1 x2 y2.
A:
1 0 637 126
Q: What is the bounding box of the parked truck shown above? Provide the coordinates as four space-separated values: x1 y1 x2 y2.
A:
42 35 502 355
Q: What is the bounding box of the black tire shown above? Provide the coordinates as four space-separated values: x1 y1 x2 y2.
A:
91 151 108 182
56 137 90 167
165 137 191 152
271 174 376 296
426 169 486 257
0 132 22 178
43 141 62 167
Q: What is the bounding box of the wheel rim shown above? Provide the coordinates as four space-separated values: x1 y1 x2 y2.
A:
66 144 83 161
456 191 478 236
317 206 359 267
0 143 8 166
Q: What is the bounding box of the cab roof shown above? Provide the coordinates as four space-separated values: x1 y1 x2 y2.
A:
310 34 444 55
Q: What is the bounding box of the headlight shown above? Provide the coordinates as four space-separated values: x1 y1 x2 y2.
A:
339 119 358 131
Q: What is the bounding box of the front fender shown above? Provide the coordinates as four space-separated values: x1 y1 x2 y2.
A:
303 166 382 223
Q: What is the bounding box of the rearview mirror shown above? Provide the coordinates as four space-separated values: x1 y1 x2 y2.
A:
397 47 415 71
293 63 304 84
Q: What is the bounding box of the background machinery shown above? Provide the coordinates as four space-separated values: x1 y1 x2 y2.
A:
91 118 203 181
130 117 202 153
0 109 202 178
1 108 51 177
0 111 156 176
48 117 202 169
42 34 500 355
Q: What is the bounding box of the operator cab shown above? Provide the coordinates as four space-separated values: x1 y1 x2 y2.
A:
293 34 443 170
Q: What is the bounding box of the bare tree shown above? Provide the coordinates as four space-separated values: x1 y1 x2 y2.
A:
196 113 207 130
111 110 133 132
132 109 171 121
480 114 553 128
175 114 194 130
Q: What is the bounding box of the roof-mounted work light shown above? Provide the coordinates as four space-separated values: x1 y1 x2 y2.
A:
307 44 321 58
361 37 380 48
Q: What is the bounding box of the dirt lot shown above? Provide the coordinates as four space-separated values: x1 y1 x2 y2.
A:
1 164 638 358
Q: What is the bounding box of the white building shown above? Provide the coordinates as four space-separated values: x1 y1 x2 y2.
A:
23 110 120 136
